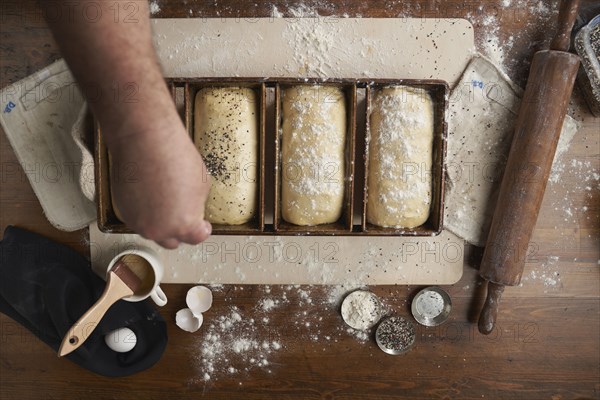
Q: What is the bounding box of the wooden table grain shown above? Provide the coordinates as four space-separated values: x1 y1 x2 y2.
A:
1 1 599 399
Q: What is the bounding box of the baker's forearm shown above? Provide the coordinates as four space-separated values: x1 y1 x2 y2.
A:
43 0 176 147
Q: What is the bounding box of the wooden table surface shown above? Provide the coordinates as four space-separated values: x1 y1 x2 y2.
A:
1 1 599 399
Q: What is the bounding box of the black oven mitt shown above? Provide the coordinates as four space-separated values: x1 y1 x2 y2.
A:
0 226 168 377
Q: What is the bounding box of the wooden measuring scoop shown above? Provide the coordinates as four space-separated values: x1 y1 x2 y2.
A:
58 259 142 357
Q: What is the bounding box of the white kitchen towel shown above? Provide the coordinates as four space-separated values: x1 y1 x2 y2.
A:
0 59 96 231
444 55 579 246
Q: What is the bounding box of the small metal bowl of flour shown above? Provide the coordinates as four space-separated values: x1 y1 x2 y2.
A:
411 286 452 327
341 290 382 330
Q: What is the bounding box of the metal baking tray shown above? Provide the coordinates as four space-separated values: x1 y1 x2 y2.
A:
94 78 447 236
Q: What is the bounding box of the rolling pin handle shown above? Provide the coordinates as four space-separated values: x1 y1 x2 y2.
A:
550 0 580 51
478 282 505 335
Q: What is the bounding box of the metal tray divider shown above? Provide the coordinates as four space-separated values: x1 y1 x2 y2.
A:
272 83 282 232
345 85 357 231
361 84 371 232
258 83 267 231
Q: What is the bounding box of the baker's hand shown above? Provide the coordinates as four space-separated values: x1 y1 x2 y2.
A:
108 114 212 249
42 0 212 248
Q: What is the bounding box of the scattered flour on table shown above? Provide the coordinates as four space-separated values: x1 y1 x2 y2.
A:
271 5 284 18
547 157 599 257
479 14 506 68
194 304 281 383
272 3 337 19
149 1 161 15
547 125 599 228
524 127 598 293
472 0 558 72
208 284 225 292
549 125 578 184
191 278 397 383
522 256 562 293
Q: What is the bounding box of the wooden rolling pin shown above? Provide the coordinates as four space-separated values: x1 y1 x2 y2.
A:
478 0 581 335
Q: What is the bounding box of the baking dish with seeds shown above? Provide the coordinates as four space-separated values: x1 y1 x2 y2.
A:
95 78 447 236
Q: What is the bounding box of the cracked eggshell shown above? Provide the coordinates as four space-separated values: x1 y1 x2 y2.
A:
176 308 203 333
186 285 213 317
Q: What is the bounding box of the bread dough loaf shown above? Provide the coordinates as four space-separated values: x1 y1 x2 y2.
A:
194 87 258 225
281 85 346 226
367 86 434 228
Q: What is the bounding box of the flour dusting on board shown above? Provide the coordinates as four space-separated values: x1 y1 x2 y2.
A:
279 6 348 77
151 6 473 82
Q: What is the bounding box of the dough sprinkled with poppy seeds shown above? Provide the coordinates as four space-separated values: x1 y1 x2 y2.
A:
195 87 258 225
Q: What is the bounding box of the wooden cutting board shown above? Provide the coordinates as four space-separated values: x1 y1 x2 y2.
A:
90 17 474 285
151 17 474 84
90 224 464 285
